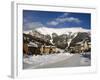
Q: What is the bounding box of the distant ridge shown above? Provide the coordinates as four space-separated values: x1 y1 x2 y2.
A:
24 27 90 36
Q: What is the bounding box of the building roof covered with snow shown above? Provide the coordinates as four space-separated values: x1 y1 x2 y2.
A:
28 42 38 47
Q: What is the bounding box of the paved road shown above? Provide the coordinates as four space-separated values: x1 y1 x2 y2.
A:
34 54 91 69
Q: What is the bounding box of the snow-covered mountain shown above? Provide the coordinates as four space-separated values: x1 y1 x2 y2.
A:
23 30 33 34
23 27 90 49
24 27 90 36
36 27 90 36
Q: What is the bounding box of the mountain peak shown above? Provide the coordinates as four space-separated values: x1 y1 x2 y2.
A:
36 27 90 35
23 27 90 36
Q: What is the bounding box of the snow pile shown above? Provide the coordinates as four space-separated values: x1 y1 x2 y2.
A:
23 53 73 68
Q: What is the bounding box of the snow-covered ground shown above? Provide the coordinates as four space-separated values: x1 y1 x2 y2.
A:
23 53 73 69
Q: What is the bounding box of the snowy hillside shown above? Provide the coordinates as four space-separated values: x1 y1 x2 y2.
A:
24 27 90 36
23 30 33 34
23 27 90 50
36 27 90 36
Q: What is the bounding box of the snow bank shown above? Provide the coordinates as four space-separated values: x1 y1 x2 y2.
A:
23 53 73 68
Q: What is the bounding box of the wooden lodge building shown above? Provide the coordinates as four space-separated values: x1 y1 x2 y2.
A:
23 42 57 55
23 33 57 55
40 45 56 55
69 39 91 53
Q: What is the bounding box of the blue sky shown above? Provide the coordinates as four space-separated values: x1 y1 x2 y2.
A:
23 10 91 31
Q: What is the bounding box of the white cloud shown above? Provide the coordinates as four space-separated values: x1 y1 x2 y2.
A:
47 13 81 26
23 19 28 23
56 17 81 23
24 22 45 31
47 21 59 26
67 17 81 23
59 13 69 18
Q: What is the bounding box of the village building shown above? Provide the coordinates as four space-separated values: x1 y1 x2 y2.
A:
23 43 29 55
28 42 41 55
23 35 57 55
69 39 91 53
40 44 56 55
